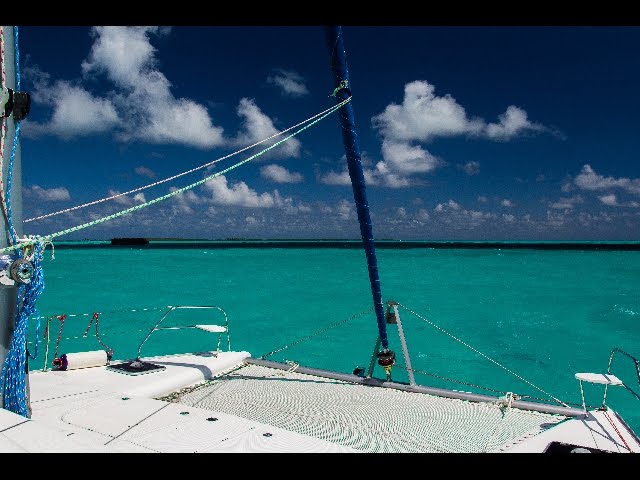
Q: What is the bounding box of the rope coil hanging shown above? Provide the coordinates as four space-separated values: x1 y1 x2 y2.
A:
0 26 43 417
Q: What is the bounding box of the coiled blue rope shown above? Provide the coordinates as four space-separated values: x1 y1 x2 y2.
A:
0 243 45 417
0 25 44 417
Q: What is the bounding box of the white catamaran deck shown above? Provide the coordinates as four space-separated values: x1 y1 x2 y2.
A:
0 350 635 453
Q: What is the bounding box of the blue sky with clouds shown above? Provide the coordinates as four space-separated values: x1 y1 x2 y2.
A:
10 25 640 240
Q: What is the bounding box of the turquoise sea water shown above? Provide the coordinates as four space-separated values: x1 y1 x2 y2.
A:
26 242 640 434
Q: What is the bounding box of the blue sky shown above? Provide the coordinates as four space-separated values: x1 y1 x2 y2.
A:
11 25 640 240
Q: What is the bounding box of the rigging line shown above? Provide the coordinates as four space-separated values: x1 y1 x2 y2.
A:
396 302 569 407
24 98 351 223
395 362 515 396
0 97 351 255
395 362 593 408
260 306 374 360
28 327 148 344
33 305 167 320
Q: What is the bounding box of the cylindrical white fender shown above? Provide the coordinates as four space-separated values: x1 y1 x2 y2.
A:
53 350 108 370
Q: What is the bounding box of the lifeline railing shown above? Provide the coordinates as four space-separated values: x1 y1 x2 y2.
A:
605 347 640 404
135 305 230 361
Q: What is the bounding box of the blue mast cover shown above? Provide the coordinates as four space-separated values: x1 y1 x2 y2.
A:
324 26 389 349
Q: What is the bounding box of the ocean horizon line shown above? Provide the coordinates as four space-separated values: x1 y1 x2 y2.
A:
47 238 640 250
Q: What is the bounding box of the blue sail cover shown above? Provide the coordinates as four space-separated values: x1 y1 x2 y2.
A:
324 26 389 349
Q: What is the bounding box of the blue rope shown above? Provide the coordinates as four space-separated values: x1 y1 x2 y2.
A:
0 243 45 417
6 122 20 245
0 25 44 417
14 26 20 90
5 26 21 246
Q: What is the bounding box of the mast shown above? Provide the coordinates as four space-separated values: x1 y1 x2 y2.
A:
324 27 393 362
0 25 26 411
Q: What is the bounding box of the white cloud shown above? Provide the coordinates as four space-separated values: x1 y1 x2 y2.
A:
468 210 497 221
135 166 156 179
372 161 412 188
574 164 640 195
120 95 224 149
432 199 497 227
317 166 382 187
203 176 278 208
546 210 566 227
370 80 546 184
599 194 618 206
317 153 414 188
397 207 407 218
598 193 640 208
169 187 203 214
231 98 301 159
435 199 461 212
167 175 309 215
267 68 309 98
260 164 303 183
577 212 613 227
25 27 225 148
315 199 356 221
336 199 355 220
30 185 71 201
81 26 169 87
22 78 119 139
416 208 430 221
485 105 545 141
318 169 352 186
201 175 307 214
372 81 483 142
501 199 515 207
380 140 441 174
372 80 545 143
477 195 488 203
459 161 480 175
548 195 584 210
502 213 516 223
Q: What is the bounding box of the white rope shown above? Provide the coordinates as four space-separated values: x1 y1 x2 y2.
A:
1 97 351 255
397 302 569 407
24 100 349 223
